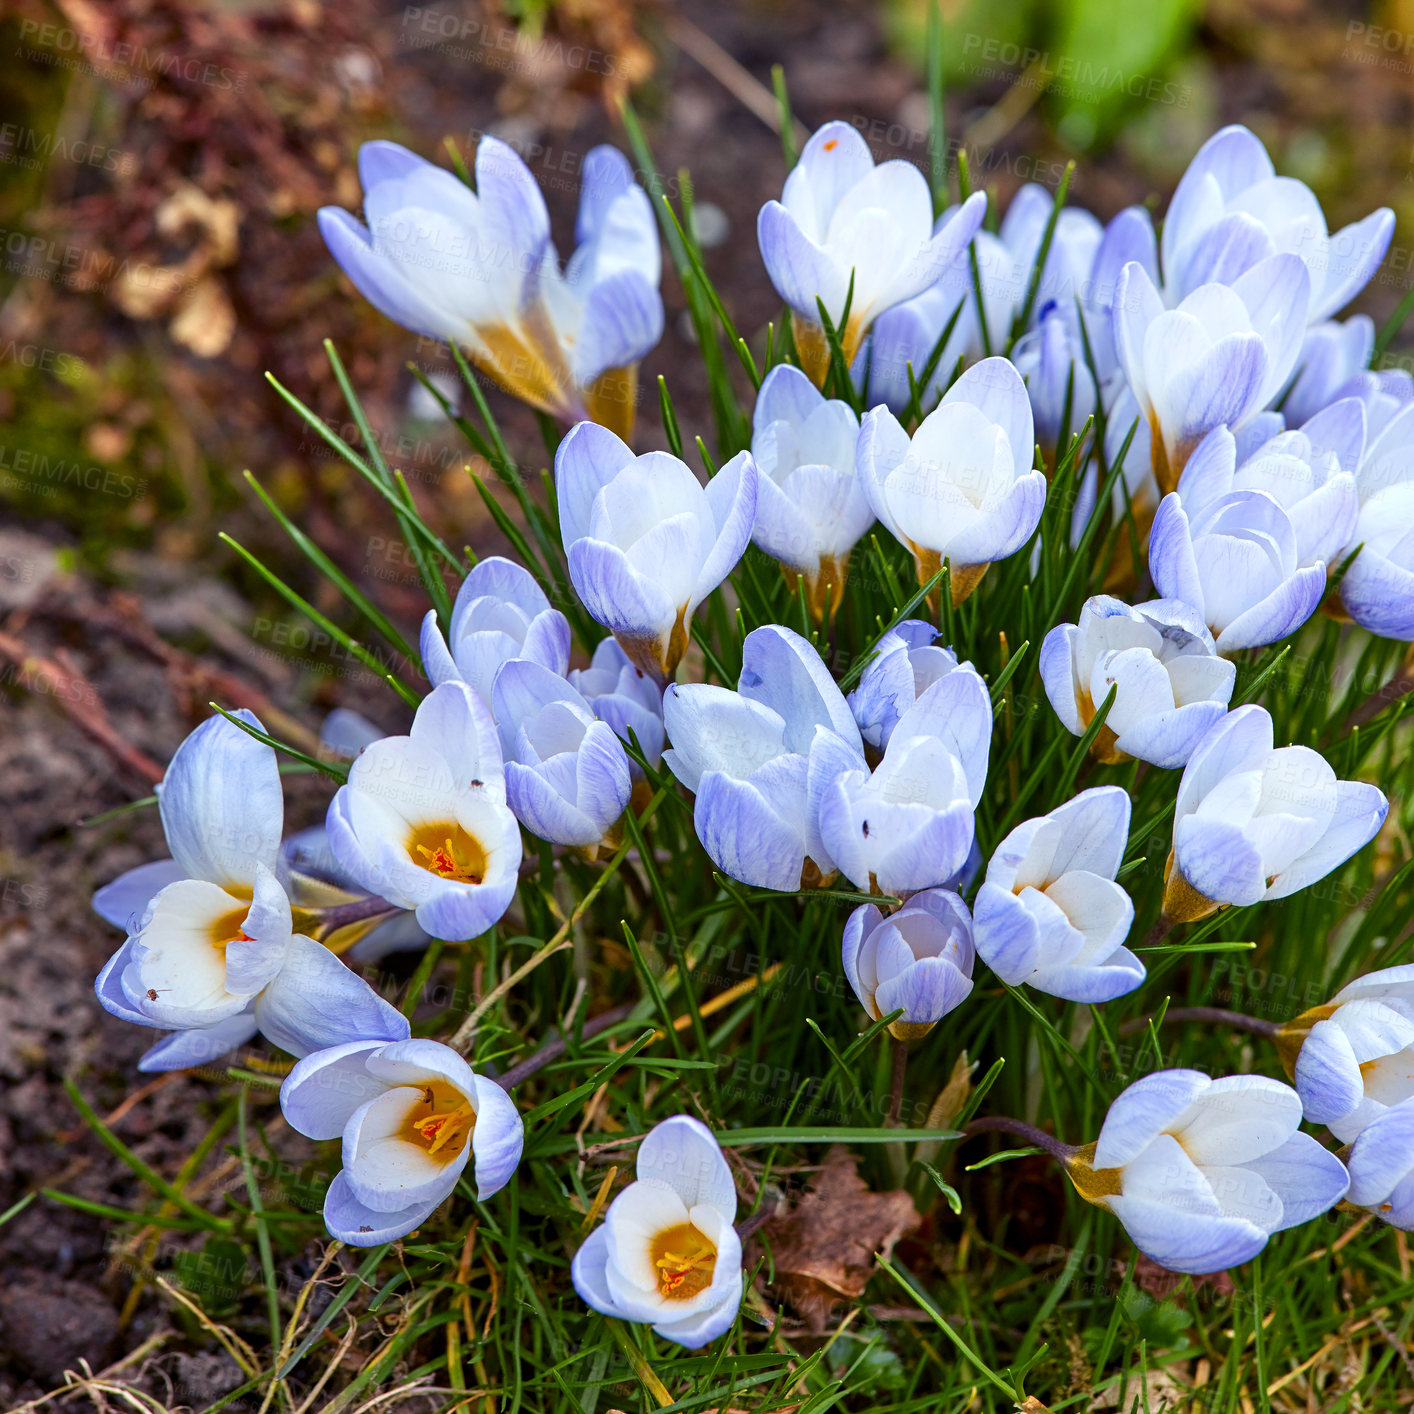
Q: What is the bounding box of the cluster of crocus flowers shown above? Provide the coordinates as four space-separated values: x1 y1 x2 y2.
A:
83 111 1411 1343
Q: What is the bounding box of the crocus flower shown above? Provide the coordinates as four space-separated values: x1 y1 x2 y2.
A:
757 120 986 381
1282 316 1377 428
571 1115 742 1348
1039 596 1235 768
1346 1098 1414 1230
94 712 409 1072
421 556 570 705
1174 409 1363 571
1163 705 1387 923
326 682 522 942
841 888 974 1039
319 139 662 436
662 625 864 891
1010 304 1097 469
856 357 1045 606
1283 964 1414 1142
280 1037 523 1246
1113 256 1310 495
492 658 632 853
818 665 992 898
1162 124 1394 323
846 620 965 754
1339 482 1414 639
1070 1069 1348 1275
568 635 666 777
973 786 1142 1003
748 363 871 619
555 421 758 680
1148 489 1327 653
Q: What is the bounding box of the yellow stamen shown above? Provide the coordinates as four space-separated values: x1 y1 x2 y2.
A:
401 1080 476 1159
650 1222 717 1301
407 821 487 885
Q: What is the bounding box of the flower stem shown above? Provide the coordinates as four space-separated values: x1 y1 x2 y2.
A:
963 1115 1076 1165
1119 1006 1280 1040
887 1036 908 1127
306 894 400 937
495 1002 636 1091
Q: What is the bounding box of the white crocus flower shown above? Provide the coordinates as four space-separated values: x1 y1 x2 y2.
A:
757 120 985 382
973 787 1142 1003
1162 124 1394 324
326 682 522 942
749 363 871 619
1113 256 1310 496
319 140 662 436
1070 1069 1349 1275
555 422 757 681
572 1115 742 1349
94 712 408 1072
281 1037 523 1246
1040 595 1235 769
1346 1098 1414 1231
857 357 1045 606
846 619 964 755
1163 705 1387 923
421 556 570 706
1283 964 1414 1142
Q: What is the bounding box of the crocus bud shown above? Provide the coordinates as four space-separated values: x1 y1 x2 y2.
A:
492 658 632 854
555 422 757 680
757 120 985 381
572 1115 742 1348
281 1037 523 1245
1165 705 1386 923
319 140 662 435
1282 964 1414 1142
1039 595 1234 768
421 556 570 706
1069 1069 1348 1274
856 358 1045 606
662 625 864 891
568 635 665 778
1112 255 1309 495
846 619 963 754
841 888 974 1040
974 786 1143 1003
749 363 871 620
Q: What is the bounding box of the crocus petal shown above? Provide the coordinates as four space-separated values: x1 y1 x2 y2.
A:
324 1171 446 1246
93 859 185 931
1094 1069 1211 1169
137 1013 261 1074
281 1039 391 1140
636 1114 737 1218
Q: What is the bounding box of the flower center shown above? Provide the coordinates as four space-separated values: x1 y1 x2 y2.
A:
406 821 487 885
650 1222 717 1301
208 907 254 952
401 1081 476 1159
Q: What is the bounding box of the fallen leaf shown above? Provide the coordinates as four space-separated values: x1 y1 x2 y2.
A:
756 1146 919 1332
1088 1368 1187 1412
170 278 237 359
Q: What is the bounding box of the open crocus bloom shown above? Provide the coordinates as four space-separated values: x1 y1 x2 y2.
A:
841 888 974 1039
818 665 991 898
1070 1070 1348 1275
846 620 964 755
1346 1098 1414 1230
326 682 522 942
1284 964 1414 1142
572 1115 742 1348
1165 705 1386 922
568 636 665 779
1148 488 1327 654
281 1037 523 1246
857 357 1045 606
94 712 408 1072
662 625 864 891
555 421 758 680
1113 256 1309 496
492 658 632 852
749 363 871 620
1174 409 1363 571
757 120 985 383
421 556 570 706
974 786 1142 1003
1161 124 1394 324
1040 595 1235 769
319 140 662 436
